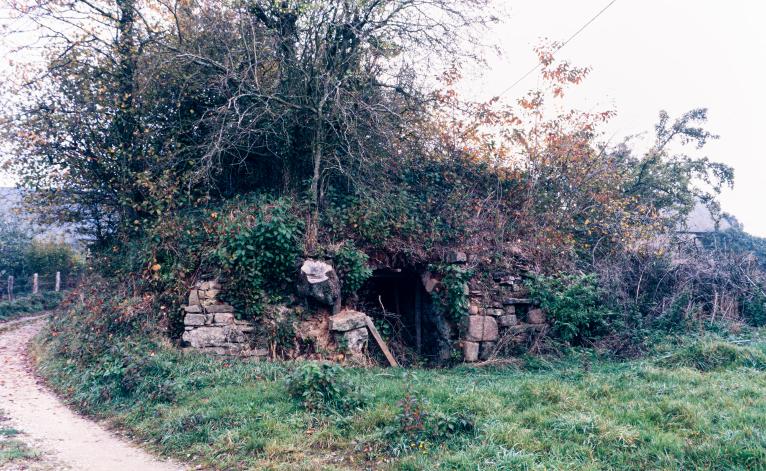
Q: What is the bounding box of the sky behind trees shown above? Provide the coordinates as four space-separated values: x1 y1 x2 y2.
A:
1 0 764 235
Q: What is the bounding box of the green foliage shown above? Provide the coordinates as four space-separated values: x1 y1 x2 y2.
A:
657 340 766 371
0 226 31 278
284 362 360 413
742 292 766 327
430 264 473 322
333 242 372 298
217 201 303 318
24 240 80 279
528 273 612 343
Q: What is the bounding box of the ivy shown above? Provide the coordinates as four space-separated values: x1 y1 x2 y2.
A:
431 264 473 322
334 242 372 298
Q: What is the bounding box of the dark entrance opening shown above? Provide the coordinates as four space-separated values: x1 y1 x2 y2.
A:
358 268 447 364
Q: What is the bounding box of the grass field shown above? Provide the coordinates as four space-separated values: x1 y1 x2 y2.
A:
34 327 766 470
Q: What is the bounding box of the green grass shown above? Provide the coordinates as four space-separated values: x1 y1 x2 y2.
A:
34 328 766 470
0 291 64 322
0 420 39 465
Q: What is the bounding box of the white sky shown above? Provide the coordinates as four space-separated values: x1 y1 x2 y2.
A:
1 0 765 235
462 0 766 236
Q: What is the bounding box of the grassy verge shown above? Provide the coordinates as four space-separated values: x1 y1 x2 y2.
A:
33 318 766 471
0 291 64 323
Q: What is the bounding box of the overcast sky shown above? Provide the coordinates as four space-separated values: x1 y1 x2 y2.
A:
1 1 765 235
463 0 766 235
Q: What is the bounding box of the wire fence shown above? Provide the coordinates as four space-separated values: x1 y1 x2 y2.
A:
0 272 79 301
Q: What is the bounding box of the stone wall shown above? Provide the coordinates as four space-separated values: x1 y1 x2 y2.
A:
181 279 268 357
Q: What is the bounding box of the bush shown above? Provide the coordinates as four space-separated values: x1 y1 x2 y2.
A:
334 242 372 298
528 273 612 343
657 340 766 371
0 291 64 322
218 200 303 318
284 362 361 413
431 264 473 322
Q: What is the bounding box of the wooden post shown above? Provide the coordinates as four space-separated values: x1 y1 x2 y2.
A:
415 286 422 355
365 316 399 367
32 273 38 294
55 271 61 292
7 276 13 301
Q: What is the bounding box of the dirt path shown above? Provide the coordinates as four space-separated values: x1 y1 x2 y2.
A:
0 317 185 471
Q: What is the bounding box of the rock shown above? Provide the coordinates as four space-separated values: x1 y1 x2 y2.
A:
503 297 532 305
182 326 227 348
485 308 504 317
205 303 235 313
468 304 480 315
343 327 368 354
199 279 221 291
463 341 480 362
329 310 368 332
445 250 467 264
465 315 498 342
203 289 220 299
421 272 440 293
184 313 207 326
527 308 547 324
188 290 200 305
498 314 518 327
504 305 516 315
479 342 496 361
298 259 341 311
184 304 202 313
213 313 235 324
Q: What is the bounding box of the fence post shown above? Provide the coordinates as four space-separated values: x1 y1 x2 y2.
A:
7 276 13 301
33 273 38 294
55 271 61 292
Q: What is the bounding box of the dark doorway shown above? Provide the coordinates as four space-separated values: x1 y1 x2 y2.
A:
358 268 446 364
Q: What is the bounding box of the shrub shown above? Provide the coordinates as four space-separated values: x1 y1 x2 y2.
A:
0 291 64 321
218 200 303 318
527 273 612 343
334 242 372 298
284 362 361 413
742 292 766 327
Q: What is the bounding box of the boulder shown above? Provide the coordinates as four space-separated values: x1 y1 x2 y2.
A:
445 250 467 264
343 327 369 354
463 341 480 362
213 313 235 325
184 313 207 326
329 310 368 332
498 314 518 327
297 259 341 311
465 315 498 342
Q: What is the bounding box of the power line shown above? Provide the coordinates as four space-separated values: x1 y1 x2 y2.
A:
495 0 619 98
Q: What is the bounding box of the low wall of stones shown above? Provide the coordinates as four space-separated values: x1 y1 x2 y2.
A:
181 280 267 357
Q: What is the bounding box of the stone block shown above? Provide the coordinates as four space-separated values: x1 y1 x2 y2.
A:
182 326 227 348
504 305 516 315
188 290 200 305
213 313 235 324
202 289 220 299
205 303 235 313
463 341 480 362
184 304 202 313
527 308 547 324
503 297 532 306
343 327 369 354
498 314 518 327
485 308 504 317
329 310 368 332
184 313 206 326
465 315 498 342
445 250 467 264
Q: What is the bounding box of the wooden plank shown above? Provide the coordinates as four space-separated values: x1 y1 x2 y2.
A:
365 316 399 367
415 287 422 355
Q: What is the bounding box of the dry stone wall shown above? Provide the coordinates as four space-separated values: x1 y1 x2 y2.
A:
181 279 268 357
